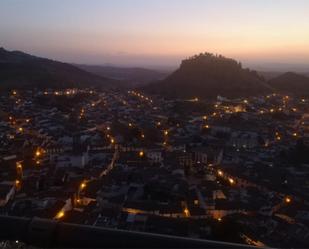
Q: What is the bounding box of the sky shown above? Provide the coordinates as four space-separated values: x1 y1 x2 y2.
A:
0 0 309 68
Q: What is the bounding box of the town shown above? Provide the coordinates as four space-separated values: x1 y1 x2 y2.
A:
1 88 309 248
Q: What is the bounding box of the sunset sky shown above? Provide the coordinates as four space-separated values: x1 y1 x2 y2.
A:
1 0 309 68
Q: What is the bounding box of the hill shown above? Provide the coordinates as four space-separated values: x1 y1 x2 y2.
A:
258 71 283 80
77 64 169 87
0 48 115 89
258 71 309 81
268 72 309 95
143 53 271 99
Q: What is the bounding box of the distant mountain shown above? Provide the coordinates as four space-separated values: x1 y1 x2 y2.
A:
77 64 169 87
268 72 309 95
248 62 309 73
258 71 283 80
0 48 115 89
143 53 271 99
258 71 309 81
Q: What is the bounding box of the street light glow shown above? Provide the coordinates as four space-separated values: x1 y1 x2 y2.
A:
285 197 291 203
16 162 22 169
55 210 65 219
229 178 235 185
80 182 86 190
184 208 190 217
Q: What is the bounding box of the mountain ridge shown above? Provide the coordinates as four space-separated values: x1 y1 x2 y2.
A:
0 47 116 89
268 72 309 95
76 64 169 87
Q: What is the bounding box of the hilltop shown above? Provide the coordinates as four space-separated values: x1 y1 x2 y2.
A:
143 53 272 99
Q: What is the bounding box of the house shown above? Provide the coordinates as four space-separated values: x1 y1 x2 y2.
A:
146 150 163 163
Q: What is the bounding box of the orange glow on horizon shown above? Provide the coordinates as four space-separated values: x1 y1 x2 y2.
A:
1 1 308 67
